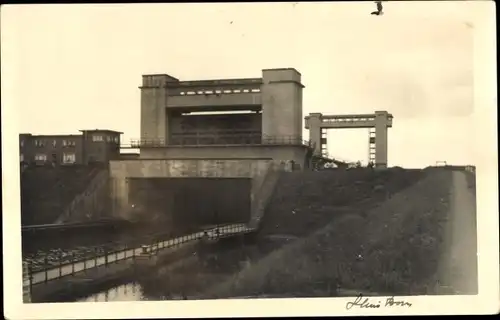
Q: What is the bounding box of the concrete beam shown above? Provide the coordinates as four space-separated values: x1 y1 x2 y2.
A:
166 93 261 108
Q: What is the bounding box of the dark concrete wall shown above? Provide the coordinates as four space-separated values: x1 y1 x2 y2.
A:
20 165 106 225
128 178 251 230
168 113 262 145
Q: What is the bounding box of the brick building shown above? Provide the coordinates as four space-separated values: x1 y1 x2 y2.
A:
19 129 123 166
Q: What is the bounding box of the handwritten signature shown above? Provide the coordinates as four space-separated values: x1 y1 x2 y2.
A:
345 294 413 310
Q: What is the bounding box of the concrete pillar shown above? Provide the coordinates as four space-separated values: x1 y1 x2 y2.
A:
140 74 178 149
305 113 323 156
374 111 389 168
261 69 304 140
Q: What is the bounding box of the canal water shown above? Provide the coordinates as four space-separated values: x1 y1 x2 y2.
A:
77 282 146 302
75 281 301 302
74 235 298 302
76 282 194 302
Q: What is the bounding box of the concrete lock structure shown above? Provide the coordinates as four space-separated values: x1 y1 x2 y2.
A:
136 68 308 161
110 68 311 224
304 111 393 168
109 67 393 225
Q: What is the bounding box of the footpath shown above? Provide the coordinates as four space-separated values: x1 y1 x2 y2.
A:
31 257 135 302
436 171 478 294
29 224 251 302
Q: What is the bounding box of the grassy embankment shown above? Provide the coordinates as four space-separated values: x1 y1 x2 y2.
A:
203 169 453 298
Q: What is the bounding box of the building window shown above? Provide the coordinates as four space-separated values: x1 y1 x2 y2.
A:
20 140 24 147
35 154 47 161
63 140 75 147
107 136 112 142
114 136 119 143
92 135 103 142
63 153 76 164
34 140 45 147
20 154 24 162
52 140 57 147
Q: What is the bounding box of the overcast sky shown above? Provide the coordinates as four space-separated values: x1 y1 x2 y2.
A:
1 2 491 167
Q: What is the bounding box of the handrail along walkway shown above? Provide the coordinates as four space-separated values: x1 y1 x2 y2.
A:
27 223 255 286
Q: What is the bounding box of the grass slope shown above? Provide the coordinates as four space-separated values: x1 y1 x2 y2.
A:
204 169 453 298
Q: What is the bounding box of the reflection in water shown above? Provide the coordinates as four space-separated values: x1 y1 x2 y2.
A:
77 239 290 302
77 282 144 302
77 281 189 302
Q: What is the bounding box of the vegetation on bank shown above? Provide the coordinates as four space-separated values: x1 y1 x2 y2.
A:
204 170 453 298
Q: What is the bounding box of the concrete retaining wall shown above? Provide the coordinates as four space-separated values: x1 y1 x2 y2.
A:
249 162 283 228
109 159 278 220
56 170 110 223
139 145 309 168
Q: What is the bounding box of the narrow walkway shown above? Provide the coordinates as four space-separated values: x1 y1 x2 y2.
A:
439 171 478 294
30 223 252 285
29 223 253 302
31 256 134 302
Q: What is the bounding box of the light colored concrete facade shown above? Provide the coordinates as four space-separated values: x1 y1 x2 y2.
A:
140 68 303 142
110 68 310 221
260 69 303 139
137 68 308 166
138 145 310 165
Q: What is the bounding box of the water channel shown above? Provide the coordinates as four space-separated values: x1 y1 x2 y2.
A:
77 282 146 302
73 235 300 302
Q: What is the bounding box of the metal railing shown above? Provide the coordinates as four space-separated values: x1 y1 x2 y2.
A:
122 135 313 149
25 223 255 286
22 218 129 233
432 162 476 174
435 161 448 166
25 223 203 272
465 165 476 173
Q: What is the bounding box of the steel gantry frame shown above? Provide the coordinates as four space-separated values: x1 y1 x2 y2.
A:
305 111 393 168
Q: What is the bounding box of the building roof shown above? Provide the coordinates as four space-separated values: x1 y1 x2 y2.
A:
262 67 302 75
19 129 124 137
142 73 179 81
22 134 81 138
79 129 124 134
